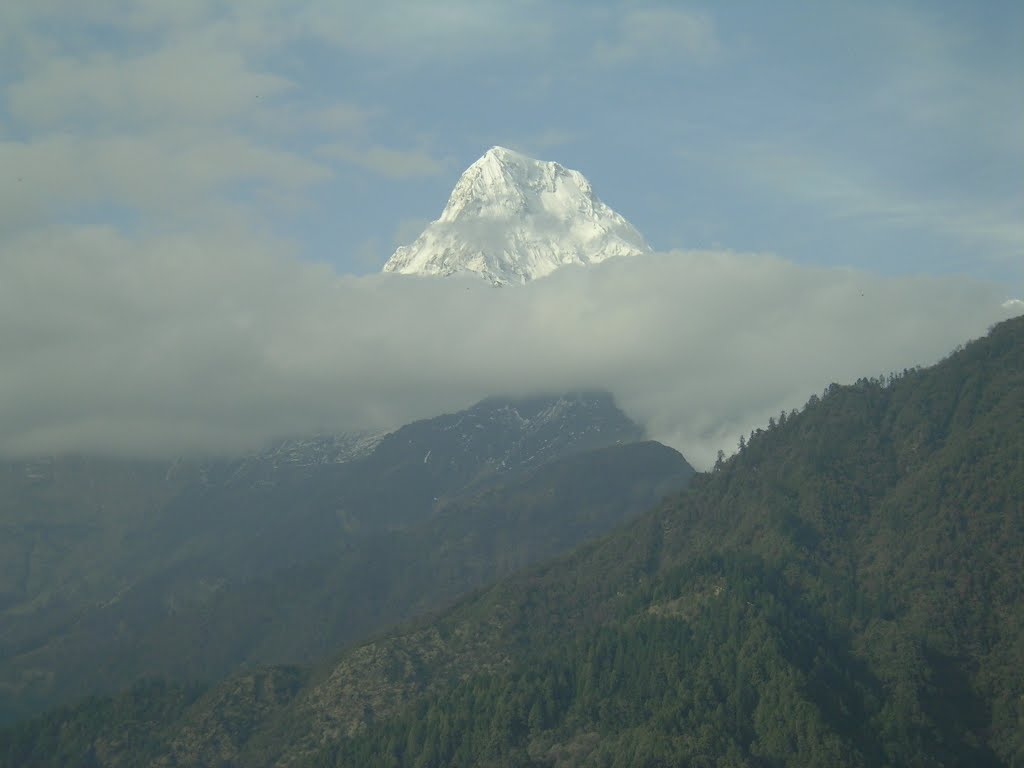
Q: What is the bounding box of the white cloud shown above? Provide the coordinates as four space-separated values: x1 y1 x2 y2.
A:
506 130 577 157
866 5 1024 160
290 1 552 61
7 45 292 130
321 144 447 179
392 217 432 247
311 104 376 134
0 2 466 244
0 2 338 239
732 144 1024 269
594 8 719 65
0 133 331 233
1 234 1015 467
0 0 216 33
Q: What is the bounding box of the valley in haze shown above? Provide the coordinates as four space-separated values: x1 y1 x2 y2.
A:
0 392 693 723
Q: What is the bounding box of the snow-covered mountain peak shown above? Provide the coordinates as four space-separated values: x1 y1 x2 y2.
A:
383 146 652 285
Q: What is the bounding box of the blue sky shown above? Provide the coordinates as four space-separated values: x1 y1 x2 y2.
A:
3 1 1021 286
1 1 1022 462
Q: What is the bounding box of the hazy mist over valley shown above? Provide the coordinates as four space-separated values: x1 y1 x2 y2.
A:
5 232 1017 468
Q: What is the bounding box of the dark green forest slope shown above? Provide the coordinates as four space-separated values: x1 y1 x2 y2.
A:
3 316 1022 767
1 394 685 723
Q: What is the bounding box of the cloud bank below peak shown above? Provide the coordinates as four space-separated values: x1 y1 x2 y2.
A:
2 231 1018 469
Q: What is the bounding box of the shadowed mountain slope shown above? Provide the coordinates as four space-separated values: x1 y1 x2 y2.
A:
0 393 686 723
3 317 1021 766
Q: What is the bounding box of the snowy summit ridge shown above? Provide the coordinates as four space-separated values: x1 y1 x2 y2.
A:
383 146 651 285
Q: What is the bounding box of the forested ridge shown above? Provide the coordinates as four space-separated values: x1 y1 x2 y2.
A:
3 316 1022 767
0 395 683 724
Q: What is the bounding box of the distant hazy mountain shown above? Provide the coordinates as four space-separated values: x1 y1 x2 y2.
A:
0 392 690 723
13 317 1020 766
383 146 651 285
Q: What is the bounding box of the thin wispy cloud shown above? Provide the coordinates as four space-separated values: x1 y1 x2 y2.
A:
594 8 720 65
506 130 578 157
0 133 331 234
867 5 1024 156
322 145 448 179
289 1 553 62
730 144 1024 272
7 46 292 130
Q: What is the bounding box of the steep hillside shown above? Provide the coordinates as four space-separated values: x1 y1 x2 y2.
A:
3 317 1021 766
0 393 671 723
